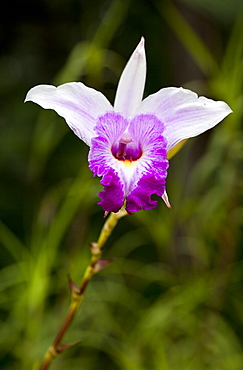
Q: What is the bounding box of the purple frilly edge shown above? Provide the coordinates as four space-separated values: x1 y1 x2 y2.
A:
126 172 166 213
97 169 167 214
97 168 125 213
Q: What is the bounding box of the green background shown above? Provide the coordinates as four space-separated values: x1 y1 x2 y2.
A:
0 0 242 369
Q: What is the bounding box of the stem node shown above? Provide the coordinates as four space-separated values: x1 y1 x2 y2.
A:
39 210 127 370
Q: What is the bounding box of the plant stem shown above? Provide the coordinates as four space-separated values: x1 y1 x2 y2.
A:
39 208 127 370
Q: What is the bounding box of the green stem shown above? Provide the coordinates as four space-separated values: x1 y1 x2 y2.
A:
39 209 127 370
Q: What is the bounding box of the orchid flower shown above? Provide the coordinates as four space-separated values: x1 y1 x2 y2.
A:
25 38 232 214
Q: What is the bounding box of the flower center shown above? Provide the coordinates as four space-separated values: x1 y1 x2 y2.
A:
111 132 142 161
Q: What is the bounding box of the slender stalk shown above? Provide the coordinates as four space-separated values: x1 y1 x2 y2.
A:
39 209 127 370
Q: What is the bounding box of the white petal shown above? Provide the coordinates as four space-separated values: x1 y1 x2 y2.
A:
114 37 146 117
162 190 172 208
25 82 113 146
137 87 232 150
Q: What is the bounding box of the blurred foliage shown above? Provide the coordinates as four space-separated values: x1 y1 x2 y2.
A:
0 0 242 369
